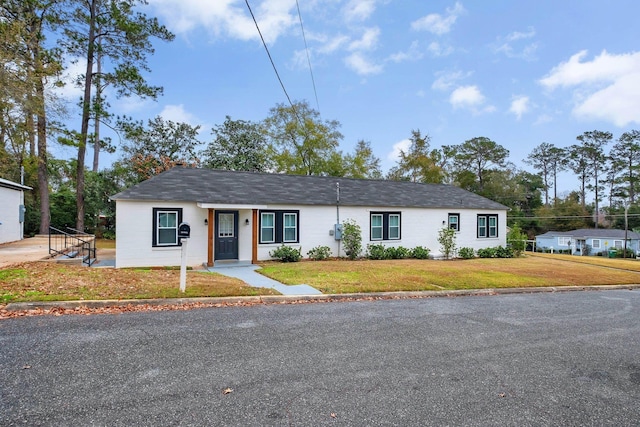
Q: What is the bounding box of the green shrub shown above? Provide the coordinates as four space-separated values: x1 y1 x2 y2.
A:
458 247 475 259
342 219 362 260
386 246 410 259
614 248 635 258
269 245 302 262
496 246 514 258
477 246 513 258
307 245 332 260
411 246 431 259
507 224 527 257
367 244 388 260
438 227 457 260
477 247 496 258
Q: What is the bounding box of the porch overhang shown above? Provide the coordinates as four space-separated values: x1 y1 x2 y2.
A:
197 203 268 210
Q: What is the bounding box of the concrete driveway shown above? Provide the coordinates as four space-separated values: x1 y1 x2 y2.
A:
1 290 639 426
0 236 51 267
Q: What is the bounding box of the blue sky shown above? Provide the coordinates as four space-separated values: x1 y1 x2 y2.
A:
56 0 640 195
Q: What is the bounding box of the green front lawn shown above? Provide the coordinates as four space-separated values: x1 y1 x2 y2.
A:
258 255 640 294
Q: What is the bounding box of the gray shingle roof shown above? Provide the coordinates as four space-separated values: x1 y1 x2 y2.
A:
537 228 640 239
111 167 508 210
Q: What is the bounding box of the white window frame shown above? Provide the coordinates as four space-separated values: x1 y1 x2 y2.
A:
260 212 275 243
592 239 601 249
477 216 487 238
388 214 400 240
283 212 298 243
558 236 572 246
477 214 498 238
448 213 460 231
613 240 623 249
371 214 383 241
156 210 178 246
488 216 497 238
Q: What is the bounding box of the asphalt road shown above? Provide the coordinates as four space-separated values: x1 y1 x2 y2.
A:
1 290 640 426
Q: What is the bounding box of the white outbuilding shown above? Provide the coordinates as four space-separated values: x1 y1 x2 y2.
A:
0 177 32 244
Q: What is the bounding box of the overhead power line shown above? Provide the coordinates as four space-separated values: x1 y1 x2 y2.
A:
507 213 640 220
244 0 296 112
295 0 320 113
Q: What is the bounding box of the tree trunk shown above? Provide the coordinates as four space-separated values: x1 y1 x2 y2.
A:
92 49 101 172
76 0 97 231
36 79 49 234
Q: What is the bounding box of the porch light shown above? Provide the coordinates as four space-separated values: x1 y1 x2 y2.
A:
245 218 250 225
204 218 208 226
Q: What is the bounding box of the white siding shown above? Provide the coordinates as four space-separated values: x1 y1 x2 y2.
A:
116 201 209 268
256 205 507 260
116 200 507 267
0 186 24 244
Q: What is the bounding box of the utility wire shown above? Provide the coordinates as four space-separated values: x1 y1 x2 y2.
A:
507 213 640 220
295 0 320 113
244 0 299 119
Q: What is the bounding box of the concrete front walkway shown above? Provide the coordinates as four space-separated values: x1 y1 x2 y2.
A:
207 262 322 296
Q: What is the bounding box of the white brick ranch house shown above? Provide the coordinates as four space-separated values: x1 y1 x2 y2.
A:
111 167 508 268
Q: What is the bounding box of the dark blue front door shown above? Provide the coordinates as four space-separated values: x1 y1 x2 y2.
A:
215 211 238 260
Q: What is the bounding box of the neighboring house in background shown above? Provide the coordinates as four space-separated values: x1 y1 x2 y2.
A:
0 177 31 244
111 167 509 268
535 229 640 256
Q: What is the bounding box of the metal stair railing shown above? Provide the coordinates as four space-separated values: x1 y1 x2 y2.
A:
49 226 97 266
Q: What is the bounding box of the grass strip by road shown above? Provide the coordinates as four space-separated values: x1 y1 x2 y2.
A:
258 256 640 294
0 263 278 303
2 254 640 304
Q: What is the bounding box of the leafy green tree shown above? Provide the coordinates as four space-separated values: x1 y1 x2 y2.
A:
450 137 509 193
202 116 271 172
507 224 527 256
341 219 362 260
343 140 382 179
117 116 202 183
524 142 567 206
534 192 593 232
610 130 640 204
83 170 120 234
576 130 611 225
566 143 589 208
63 0 174 230
387 130 445 183
264 100 343 176
437 227 456 260
1 0 64 233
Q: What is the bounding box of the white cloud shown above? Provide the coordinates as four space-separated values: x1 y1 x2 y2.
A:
505 27 536 42
387 138 411 161
149 0 296 44
540 50 640 126
387 41 423 63
432 70 469 91
344 52 383 75
411 2 466 35
493 27 537 61
449 85 495 114
317 34 350 54
427 41 453 57
573 73 640 126
51 58 86 101
348 27 380 51
343 0 376 22
534 114 553 125
158 104 200 125
509 95 530 120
